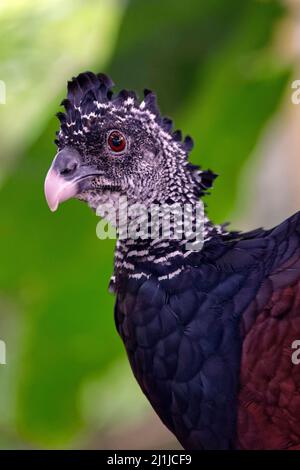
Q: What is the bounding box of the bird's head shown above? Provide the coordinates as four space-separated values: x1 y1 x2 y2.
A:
45 72 216 214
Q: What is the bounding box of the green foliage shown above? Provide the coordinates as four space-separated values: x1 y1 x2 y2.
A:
180 0 290 223
0 0 292 448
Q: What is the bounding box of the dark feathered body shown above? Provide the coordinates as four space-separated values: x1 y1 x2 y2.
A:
114 213 300 449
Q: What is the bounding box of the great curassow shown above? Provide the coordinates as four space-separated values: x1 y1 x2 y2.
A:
44 72 300 450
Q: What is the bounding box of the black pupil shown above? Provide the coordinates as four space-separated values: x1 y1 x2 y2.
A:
112 135 121 147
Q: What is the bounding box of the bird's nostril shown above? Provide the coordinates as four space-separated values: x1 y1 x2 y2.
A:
54 147 82 178
60 160 78 176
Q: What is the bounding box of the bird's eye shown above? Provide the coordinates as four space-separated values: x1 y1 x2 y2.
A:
107 130 126 153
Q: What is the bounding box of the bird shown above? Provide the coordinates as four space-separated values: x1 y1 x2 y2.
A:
44 71 300 450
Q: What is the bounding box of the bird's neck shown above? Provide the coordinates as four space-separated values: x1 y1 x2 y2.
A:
109 210 227 291
92 190 228 290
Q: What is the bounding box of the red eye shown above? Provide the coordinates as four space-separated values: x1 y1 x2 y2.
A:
108 130 126 153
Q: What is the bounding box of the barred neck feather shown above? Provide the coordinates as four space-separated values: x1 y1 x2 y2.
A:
109 218 230 292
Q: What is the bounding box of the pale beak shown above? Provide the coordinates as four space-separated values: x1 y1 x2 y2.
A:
44 147 82 212
44 169 79 212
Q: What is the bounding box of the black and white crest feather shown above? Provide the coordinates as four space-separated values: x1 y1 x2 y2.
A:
55 71 217 198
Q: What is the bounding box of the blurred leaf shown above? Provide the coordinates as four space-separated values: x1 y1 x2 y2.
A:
109 0 251 114
179 0 290 223
0 0 124 177
81 359 149 433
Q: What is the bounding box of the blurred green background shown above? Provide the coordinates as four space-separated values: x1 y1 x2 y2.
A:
0 0 299 449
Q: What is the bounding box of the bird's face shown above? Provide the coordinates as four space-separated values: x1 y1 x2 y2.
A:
45 72 216 214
